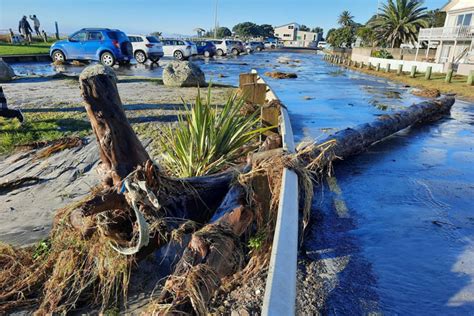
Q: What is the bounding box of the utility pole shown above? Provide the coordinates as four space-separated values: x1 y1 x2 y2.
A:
214 0 219 38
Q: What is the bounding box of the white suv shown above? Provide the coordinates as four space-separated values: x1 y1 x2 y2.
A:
128 35 164 63
161 39 197 60
209 39 232 56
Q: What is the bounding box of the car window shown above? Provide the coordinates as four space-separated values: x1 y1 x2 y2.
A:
135 37 144 42
213 40 222 44
87 31 103 41
70 31 87 42
146 36 159 43
178 41 185 45
107 31 128 41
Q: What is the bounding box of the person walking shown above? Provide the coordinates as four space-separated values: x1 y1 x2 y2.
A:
18 16 33 43
0 86 24 123
29 14 41 36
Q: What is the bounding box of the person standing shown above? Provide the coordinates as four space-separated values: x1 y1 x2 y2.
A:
0 86 24 123
29 14 41 36
18 16 33 43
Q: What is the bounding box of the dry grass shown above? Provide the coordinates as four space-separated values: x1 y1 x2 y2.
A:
345 63 474 101
0 202 133 314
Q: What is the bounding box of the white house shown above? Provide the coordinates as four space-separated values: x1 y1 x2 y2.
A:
417 0 473 73
274 23 321 48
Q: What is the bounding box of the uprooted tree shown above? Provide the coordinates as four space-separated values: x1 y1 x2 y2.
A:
0 64 455 314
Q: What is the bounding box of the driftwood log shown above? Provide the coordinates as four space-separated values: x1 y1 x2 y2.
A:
73 65 235 255
301 96 455 161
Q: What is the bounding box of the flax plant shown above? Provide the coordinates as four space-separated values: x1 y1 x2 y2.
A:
160 88 269 177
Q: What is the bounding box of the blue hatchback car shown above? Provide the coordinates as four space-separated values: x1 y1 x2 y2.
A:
194 41 217 58
50 28 133 66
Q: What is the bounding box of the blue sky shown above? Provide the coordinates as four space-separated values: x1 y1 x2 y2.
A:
0 0 448 36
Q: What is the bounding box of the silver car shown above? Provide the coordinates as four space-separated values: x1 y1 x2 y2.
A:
161 39 197 60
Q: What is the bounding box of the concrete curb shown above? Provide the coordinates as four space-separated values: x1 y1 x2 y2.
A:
252 70 298 316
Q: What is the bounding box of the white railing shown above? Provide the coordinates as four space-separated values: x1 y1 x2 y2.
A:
419 26 474 41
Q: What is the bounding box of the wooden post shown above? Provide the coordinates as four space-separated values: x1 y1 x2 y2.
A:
376 63 381 71
468 70 474 86
55 21 59 40
386 63 391 73
397 64 403 75
239 73 257 87
241 83 266 105
368 62 372 70
445 69 454 83
425 66 432 80
410 65 417 78
360 62 364 69
261 100 281 138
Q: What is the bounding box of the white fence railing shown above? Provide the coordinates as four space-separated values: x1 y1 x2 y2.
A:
419 26 474 41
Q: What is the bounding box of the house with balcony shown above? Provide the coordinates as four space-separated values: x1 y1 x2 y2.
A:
274 23 321 48
417 0 474 74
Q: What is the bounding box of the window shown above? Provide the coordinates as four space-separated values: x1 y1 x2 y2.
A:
288 25 294 29
456 13 472 26
284 34 291 37
70 31 87 41
178 40 185 45
146 36 159 43
87 31 103 41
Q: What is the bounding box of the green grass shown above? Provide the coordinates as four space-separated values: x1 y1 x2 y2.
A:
0 111 91 154
0 41 53 56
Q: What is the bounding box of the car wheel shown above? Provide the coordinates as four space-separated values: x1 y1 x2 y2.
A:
231 48 239 56
256 47 262 52
216 49 224 57
134 51 147 64
100 52 115 66
174 50 184 60
246 48 252 54
271 45 276 49
52 50 65 62
204 50 211 58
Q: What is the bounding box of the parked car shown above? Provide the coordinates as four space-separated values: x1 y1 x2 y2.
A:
209 40 232 56
263 39 282 49
50 28 133 66
128 34 164 63
245 41 265 53
194 40 216 57
161 39 197 60
227 40 245 55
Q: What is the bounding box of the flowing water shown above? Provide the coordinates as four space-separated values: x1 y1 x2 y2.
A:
9 53 474 315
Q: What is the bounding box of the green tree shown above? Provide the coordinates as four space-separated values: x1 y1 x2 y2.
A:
371 0 429 48
327 27 356 48
299 24 310 31
326 28 336 40
215 27 232 38
232 22 261 38
427 9 446 27
311 27 324 34
259 24 274 38
338 10 355 27
356 26 377 47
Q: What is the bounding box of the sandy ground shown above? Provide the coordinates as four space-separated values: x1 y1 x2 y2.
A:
0 77 234 246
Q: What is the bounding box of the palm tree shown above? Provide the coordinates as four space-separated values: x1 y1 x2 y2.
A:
338 11 354 27
371 0 429 48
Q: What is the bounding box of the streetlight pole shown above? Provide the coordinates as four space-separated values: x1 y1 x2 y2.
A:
214 0 219 38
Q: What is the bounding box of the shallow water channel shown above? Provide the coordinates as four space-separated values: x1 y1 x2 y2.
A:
10 53 474 314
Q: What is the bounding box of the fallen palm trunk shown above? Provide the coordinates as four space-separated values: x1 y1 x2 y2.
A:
151 96 456 314
300 96 455 161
